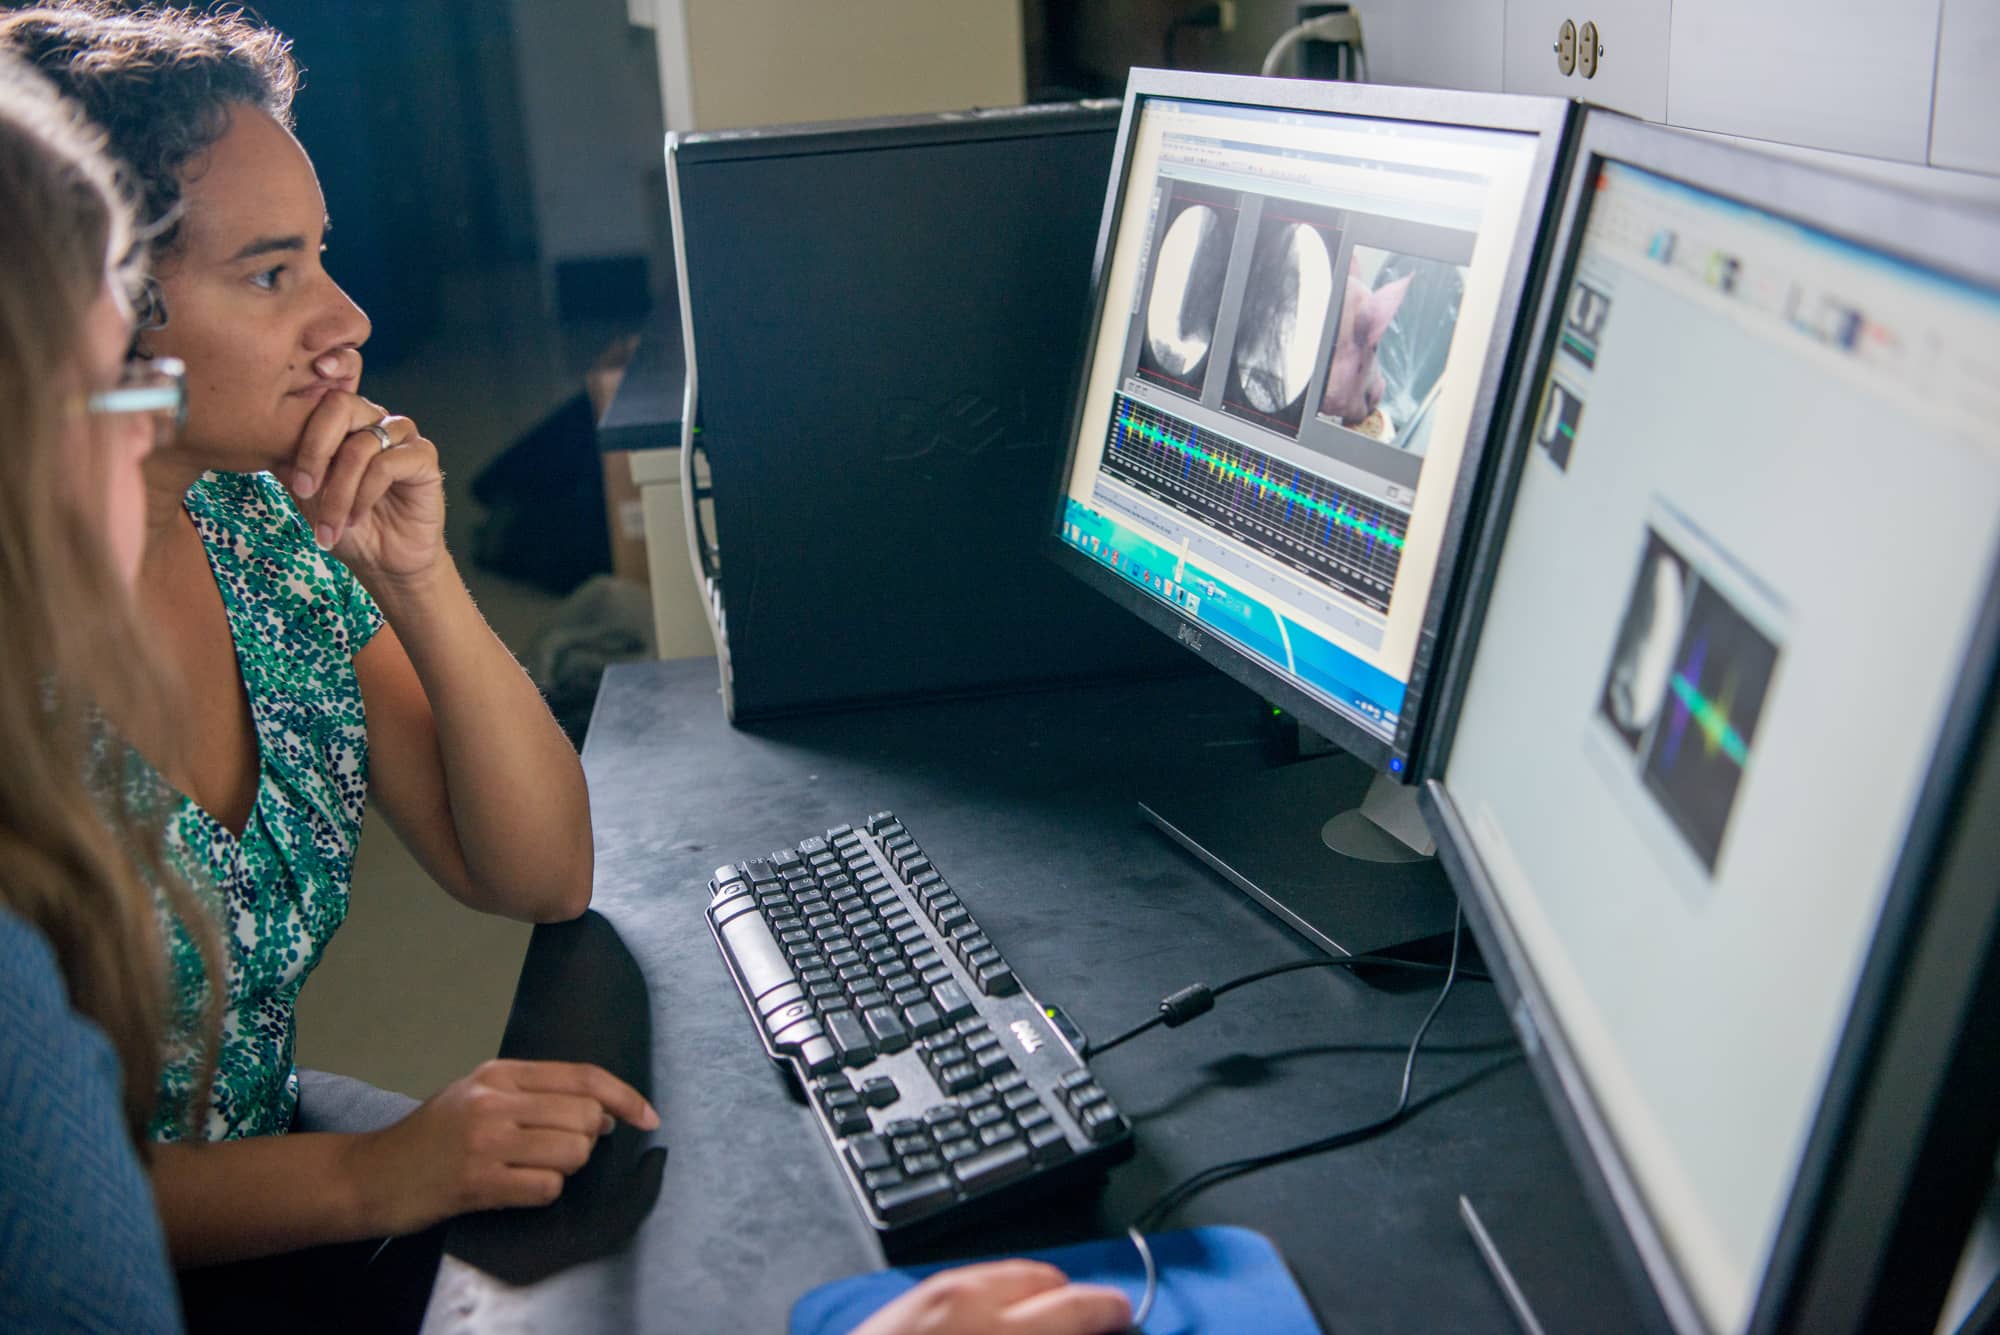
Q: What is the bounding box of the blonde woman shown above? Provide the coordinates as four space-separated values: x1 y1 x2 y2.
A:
0 52 214 1334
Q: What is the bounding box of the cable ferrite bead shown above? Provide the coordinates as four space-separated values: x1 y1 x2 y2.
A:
1160 984 1215 1027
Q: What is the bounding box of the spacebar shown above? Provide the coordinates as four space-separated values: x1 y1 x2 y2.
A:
718 911 796 1001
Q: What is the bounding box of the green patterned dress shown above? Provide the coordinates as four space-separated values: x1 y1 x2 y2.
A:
147 471 383 1142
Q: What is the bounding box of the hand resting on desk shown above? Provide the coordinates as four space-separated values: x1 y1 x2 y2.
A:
346 1059 660 1238
853 1260 1131 1335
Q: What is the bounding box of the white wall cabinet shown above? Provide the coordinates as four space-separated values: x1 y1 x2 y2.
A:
1362 0 1507 92
1667 0 1943 162
1352 0 1995 180
1501 0 1673 119
1930 0 2000 175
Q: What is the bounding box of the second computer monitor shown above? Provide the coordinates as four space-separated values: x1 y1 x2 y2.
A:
1426 112 2000 1333
1050 72 1574 776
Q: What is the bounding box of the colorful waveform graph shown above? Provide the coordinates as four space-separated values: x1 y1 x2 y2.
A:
1101 394 1409 613
1663 645 1751 769
1642 579 1781 874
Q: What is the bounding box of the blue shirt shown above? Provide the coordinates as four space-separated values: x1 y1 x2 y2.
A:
0 905 181 1333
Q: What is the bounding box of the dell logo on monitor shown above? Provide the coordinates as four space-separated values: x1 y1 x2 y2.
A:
1177 623 1206 652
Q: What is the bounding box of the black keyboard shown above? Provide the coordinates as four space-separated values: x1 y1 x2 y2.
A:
705 811 1132 1236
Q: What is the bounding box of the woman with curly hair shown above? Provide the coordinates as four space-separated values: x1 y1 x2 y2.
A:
2 0 656 1320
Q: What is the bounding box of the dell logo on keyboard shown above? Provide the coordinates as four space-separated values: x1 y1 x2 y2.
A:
1010 1018 1046 1055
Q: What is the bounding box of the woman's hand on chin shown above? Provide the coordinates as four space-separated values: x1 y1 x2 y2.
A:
283 388 446 589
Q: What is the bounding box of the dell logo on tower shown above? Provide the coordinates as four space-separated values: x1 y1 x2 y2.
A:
1010 1018 1046 1055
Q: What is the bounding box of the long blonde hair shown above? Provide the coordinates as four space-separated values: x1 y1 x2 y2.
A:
0 53 217 1147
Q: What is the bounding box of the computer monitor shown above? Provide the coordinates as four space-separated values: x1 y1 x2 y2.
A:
1422 111 2000 1333
1046 71 1574 955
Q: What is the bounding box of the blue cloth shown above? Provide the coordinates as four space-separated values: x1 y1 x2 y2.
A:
789 1225 1322 1335
0 906 182 1333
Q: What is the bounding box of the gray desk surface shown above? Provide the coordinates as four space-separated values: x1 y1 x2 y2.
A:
426 657 1642 1332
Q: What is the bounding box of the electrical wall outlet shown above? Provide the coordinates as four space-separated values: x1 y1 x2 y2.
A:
1578 20 1600 78
1556 18 1577 76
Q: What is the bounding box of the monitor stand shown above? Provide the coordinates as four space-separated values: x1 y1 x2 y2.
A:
1139 749 1458 960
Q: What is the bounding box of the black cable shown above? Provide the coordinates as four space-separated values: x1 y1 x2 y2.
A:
1129 906 1467 1236
1083 948 1487 1060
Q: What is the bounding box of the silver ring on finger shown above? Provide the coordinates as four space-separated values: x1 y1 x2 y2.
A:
365 420 394 452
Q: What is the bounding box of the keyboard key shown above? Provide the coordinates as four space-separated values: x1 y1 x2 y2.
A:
1015 1105 1053 1133
830 1102 870 1136
940 1137 981 1164
903 1001 943 1037
858 1076 899 1108
903 1152 943 1176
847 1134 893 1174
975 1049 1015 1078
978 1122 1020 1148
863 1166 903 1191
991 1071 1028 1095
931 980 975 1021
930 1044 969 1070
883 1117 925 1139
891 1134 930 1159
1026 1123 1071 1164
968 1104 1006 1129
799 1037 839 1075
1067 1084 1108 1114
863 1006 911 1052
964 1031 1001 1055
921 1105 961 1126
940 1062 981 1094
951 1141 1031 1192
826 1011 874 1066
1080 1102 1127 1144
873 1172 955 1224
1002 1086 1039 1112
771 1016 825 1053
756 982 805 1016
864 812 896 834
763 999 816 1035
975 964 1018 997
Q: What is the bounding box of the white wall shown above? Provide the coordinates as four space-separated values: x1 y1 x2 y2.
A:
507 0 666 266
643 0 1024 132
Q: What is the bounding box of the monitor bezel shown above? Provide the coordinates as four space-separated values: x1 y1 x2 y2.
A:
1421 108 2000 1334
1043 69 1577 778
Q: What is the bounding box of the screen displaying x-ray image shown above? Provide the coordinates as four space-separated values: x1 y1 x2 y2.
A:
1221 204 1342 437
1600 530 1691 752
1136 185 1241 400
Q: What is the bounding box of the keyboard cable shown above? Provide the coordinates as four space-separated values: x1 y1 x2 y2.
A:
1115 907 1468 1332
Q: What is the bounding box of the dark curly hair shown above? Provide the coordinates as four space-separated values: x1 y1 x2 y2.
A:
0 1 298 270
